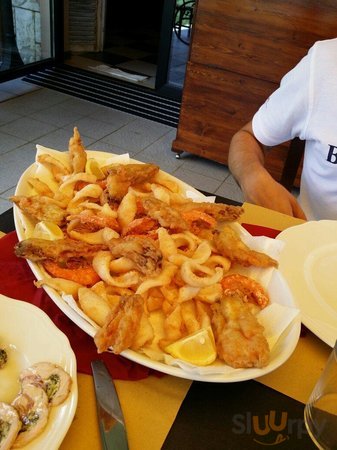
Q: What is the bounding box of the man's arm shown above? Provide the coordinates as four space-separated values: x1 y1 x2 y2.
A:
228 121 306 219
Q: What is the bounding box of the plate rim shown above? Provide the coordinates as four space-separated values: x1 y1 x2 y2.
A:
277 220 337 347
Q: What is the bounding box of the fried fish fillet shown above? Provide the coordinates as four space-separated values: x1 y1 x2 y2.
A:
10 195 67 226
213 225 278 268
14 238 106 263
211 296 270 368
94 294 145 353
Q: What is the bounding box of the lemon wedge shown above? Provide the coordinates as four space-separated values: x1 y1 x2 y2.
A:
165 326 217 366
32 221 64 240
85 158 105 180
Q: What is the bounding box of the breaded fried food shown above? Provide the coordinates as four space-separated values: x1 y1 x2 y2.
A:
106 163 159 201
213 225 278 268
37 154 70 181
221 274 270 308
109 163 159 183
69 126 87 173
106 235 162 275
10 195 67 226
94 294 145 353
211 296 270 368
14 237 106 263
142 196 189 231
175 201 244 222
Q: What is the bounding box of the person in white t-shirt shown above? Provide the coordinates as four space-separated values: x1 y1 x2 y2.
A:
228 38 337 221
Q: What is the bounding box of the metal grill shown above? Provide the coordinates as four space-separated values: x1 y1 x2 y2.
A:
68 0 98 48
23 65 181 128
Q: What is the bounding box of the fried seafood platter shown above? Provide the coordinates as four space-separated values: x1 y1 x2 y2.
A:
12 128 301 382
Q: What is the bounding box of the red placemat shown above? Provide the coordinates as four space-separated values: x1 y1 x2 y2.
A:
241 223 281 239
0 231 159 380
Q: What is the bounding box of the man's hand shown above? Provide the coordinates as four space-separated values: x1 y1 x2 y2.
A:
228 121 306 220
242 169 307 219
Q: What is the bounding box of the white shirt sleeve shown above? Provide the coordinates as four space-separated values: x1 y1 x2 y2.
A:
252 46 314 146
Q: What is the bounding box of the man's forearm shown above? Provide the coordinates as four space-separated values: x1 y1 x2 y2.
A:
228 128 266 191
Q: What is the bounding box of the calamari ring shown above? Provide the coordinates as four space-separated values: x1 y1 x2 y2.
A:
92 251 139 287
180 261 223 287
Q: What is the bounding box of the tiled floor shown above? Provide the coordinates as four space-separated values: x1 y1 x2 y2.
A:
0 77 244 215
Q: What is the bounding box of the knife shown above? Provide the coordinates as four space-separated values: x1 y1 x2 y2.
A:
91 360 129 450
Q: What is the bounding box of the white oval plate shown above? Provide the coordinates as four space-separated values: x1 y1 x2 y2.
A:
0 294 78 449
13 149 301 382
277 220 337 347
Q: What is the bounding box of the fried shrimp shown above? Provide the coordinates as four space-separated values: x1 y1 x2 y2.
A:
211 296 270 368
67 210 120 232
141 197 189 231
106 236 162 275
94 294 145 353
42 260 101 285
213 225 278 268
14 237 106 264
122 216 158 237
10 195 67 226
175 201 244 222
68 126 87 173
221 274 270 308
181 210 217 235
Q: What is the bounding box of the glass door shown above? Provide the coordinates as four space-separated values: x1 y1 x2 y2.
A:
0 0 62 81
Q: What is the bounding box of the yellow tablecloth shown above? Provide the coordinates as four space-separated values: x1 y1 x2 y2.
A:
4 203 332 449
60 373 191 450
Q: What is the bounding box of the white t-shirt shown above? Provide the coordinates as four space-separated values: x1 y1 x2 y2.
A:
252 38 337 220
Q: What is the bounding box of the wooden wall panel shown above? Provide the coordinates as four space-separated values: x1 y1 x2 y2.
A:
173 61 290 181
190 0 337 83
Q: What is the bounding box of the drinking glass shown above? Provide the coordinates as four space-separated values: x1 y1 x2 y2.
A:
304 340 337 449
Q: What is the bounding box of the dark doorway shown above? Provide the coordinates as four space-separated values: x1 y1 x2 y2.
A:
104 1 164 64
63 0 188 98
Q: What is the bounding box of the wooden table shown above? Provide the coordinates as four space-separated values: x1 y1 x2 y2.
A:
0 203 331 449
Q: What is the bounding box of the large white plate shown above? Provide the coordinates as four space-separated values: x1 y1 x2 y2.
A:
13 149 301 382
277 221 337 348
0 294 77 450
